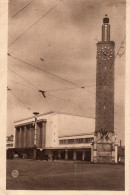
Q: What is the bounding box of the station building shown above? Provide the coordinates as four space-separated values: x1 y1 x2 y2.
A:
14 111 95 161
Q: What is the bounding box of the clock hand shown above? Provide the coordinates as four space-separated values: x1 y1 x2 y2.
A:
102 50 107 55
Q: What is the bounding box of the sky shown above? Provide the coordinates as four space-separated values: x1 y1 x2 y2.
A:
7 0 126 145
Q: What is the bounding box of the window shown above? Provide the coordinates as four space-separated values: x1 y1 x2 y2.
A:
76 138 83 144
59 137 94 145
68 139 75 144
86 137 94 143
59 140 63 144
59 139 67 144
63 140 66 144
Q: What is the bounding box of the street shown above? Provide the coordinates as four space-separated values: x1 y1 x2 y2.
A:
6 159 125 190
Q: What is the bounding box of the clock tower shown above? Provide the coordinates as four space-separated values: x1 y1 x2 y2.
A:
92 16 118 163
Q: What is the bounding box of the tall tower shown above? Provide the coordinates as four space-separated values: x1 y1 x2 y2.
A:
93 16 118 163
96 16 114 133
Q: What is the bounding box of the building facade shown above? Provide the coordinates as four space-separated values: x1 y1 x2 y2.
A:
14 112 95 161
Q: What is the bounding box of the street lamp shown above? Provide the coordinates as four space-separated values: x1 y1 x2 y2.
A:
33 112 39 160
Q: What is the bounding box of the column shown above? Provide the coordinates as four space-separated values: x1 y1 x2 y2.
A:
115 141 118 163
36 123 39 148
82 150 85 161
34 122 37 147
93 134 97 163
73 150 77 160
91 146 94 162
23 126 27 148
21 127 24 148
26 127 29 148
31 125 34 147
28 126 31 148
58 150 61 159
65 150 68 160
42 122 46 148
15 128 18 148
111 142 115 163
30 125 33 147
111 133 116 163
93 143 97 162
19 127 22 148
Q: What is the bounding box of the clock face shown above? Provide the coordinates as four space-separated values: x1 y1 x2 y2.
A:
97 46 113 61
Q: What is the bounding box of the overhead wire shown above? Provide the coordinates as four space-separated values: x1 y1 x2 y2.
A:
8 84 95 113
8 58 92 97
10 89 37 92
8 0 125 114
7 2 125 130
45 92 84 111
8 53 99 104
8 67 39 90
8 36 125 93
7 43 125 113
8 79 37 90
46 86 80 92
9 0 125 91
10 0 33 19
8 87 53 113
9 3 58 47
8 86 123 119
8 78 95 112
8 90 32 112
7 64 123 116
7 53 108 109
8 54 80 88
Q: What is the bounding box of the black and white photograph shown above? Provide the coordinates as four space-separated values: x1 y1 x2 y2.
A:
2 0 128 192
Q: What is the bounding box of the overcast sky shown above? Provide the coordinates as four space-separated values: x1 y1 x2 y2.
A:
8 0 126 145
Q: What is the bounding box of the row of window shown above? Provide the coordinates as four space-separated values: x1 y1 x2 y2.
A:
59 137 94 145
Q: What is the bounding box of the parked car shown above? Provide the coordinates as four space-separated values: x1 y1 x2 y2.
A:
40 154 49 161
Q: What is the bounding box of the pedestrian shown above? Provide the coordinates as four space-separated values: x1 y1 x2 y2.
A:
52 155 54 162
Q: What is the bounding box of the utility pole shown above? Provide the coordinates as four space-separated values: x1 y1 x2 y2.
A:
33 112 39 160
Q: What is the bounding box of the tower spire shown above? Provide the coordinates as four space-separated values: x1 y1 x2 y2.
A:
102 14 110 42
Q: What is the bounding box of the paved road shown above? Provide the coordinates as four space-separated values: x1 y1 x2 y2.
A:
6 159 125 190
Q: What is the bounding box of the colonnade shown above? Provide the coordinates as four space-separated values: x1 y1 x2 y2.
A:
15 121 46 148
58 149 91 161
15 125 34 148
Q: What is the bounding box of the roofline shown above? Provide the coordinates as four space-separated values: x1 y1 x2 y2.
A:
14 111 95 123
53 111 95 119
15 119 47 127
14 111 54 123
45 146 92 149
59 132 94 138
